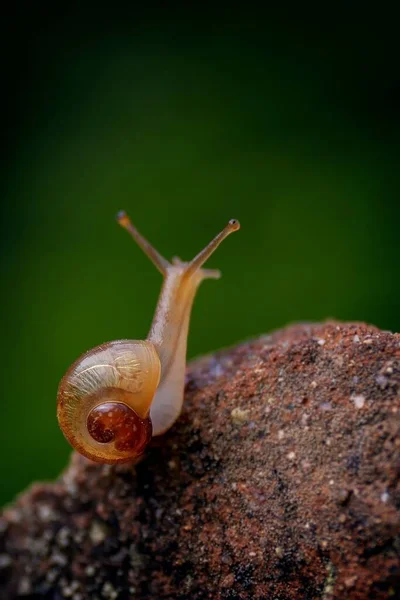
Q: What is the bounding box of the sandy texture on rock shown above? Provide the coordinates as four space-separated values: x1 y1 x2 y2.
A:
1 322 399 599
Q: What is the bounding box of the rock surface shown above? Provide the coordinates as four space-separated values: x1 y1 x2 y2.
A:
1 322 400 600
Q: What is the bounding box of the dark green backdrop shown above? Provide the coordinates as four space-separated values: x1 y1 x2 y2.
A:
2 16 399 505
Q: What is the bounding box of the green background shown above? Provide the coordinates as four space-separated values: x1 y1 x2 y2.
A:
2 17 399 506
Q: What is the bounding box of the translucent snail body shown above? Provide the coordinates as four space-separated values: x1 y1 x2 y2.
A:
57 212 240 463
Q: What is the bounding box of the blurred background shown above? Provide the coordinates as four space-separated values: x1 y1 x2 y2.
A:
1 12 400 506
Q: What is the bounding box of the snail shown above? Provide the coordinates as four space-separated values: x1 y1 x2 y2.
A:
57 211 240 463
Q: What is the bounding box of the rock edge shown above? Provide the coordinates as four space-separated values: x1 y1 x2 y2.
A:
1 322 400 599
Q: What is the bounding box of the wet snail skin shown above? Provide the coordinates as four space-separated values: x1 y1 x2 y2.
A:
57 212 240 463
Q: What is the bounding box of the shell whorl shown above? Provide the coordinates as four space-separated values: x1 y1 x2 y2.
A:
57 340 161 463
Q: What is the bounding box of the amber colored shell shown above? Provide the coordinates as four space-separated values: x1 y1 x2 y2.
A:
57 340 161 463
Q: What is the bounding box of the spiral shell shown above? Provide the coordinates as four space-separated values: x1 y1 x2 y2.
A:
57 340 161 463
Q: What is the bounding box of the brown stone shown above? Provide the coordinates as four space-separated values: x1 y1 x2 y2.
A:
1 322 400 599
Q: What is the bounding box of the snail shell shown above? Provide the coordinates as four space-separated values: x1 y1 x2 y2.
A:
57 340 161 463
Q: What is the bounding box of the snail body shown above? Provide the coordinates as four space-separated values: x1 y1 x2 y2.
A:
57 212 240 463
